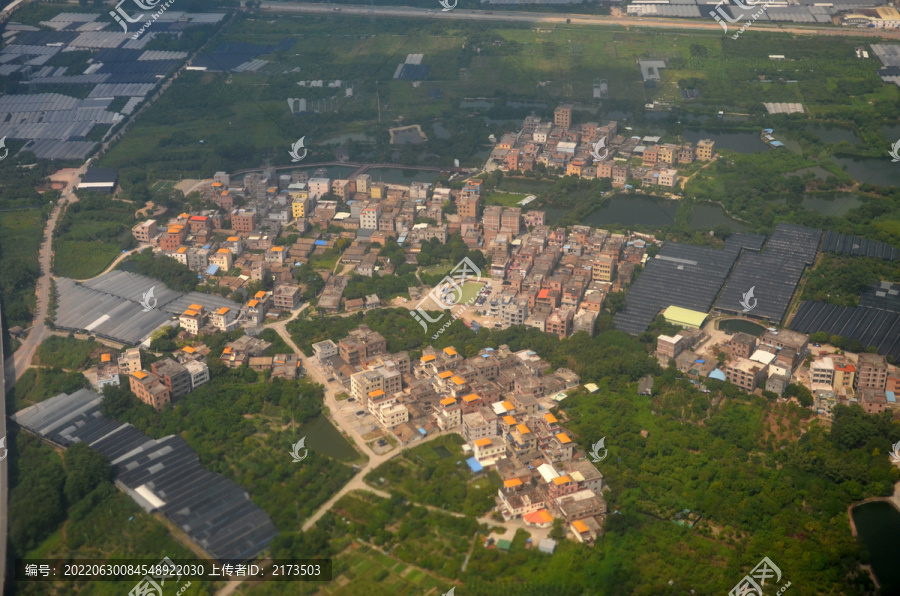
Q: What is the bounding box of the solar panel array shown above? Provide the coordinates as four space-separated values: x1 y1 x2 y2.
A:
12 389 279 562
613 234 766 335
0 10 222 159
715 224 821 323
821 230 900 261
192 38 293 73
790 301 900 359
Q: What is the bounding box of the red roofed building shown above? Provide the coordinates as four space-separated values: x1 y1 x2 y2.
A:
189 215 212 234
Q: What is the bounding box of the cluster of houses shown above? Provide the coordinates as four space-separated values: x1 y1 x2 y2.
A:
312 325 608 543
486 105 716 188
95 347 210 411
479 225 649 338
96 333 305 411
657 325 900 419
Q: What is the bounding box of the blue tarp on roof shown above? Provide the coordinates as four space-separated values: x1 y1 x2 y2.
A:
709 369 726 381
695 359 705 364
466 457 483 473
888 391 896 403
770 141 785 148
418 428 427 435
314 240 327 246
206 264 219 275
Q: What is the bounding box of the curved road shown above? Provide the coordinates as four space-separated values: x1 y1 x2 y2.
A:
262 1 900 39
215 310 459 595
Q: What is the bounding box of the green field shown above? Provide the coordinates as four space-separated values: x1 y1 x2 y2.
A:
0 209 44 328
483 190 529 207
94 12 900 180
53 195 137 279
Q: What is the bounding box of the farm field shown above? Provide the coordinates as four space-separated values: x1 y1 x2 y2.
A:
95 12 899 180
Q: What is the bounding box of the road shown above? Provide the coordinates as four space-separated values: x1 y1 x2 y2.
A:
3 166 87 395
215 309 459 594
261 1 900 39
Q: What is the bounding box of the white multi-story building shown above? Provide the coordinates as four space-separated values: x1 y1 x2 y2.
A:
184 360 210 389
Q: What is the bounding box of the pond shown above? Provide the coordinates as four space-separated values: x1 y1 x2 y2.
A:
432 121 451 140
806 124 860 145
320 133 371 145
718 318 766 336
690 202 748 232
683 130 768 154
834 156 900 187
545 196 746 232
882 124 900 141
580 195 679 228
298 413 358 461
851 501 900 593
800 193 862 217
364 167 440 184
459 99 494 109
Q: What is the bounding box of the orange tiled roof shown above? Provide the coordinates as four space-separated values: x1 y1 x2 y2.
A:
474 438 492 447
516 424 531 435
440 397 456 406
503 478 522 488
556 432 572 444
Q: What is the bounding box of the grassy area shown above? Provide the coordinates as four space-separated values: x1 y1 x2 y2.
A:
365 434 501 517
53 195 137 279
0 209 44 327
53 240 123 280
33 335 99 370
7 368 89 414
482 190 529 207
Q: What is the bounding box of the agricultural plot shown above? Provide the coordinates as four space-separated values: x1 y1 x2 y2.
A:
97 11 896 179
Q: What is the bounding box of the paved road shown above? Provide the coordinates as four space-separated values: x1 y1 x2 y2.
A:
261 1 900 39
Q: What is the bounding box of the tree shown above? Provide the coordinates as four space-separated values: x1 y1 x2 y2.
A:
64 443 112 505
550 518 566 540
101 384 140 418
